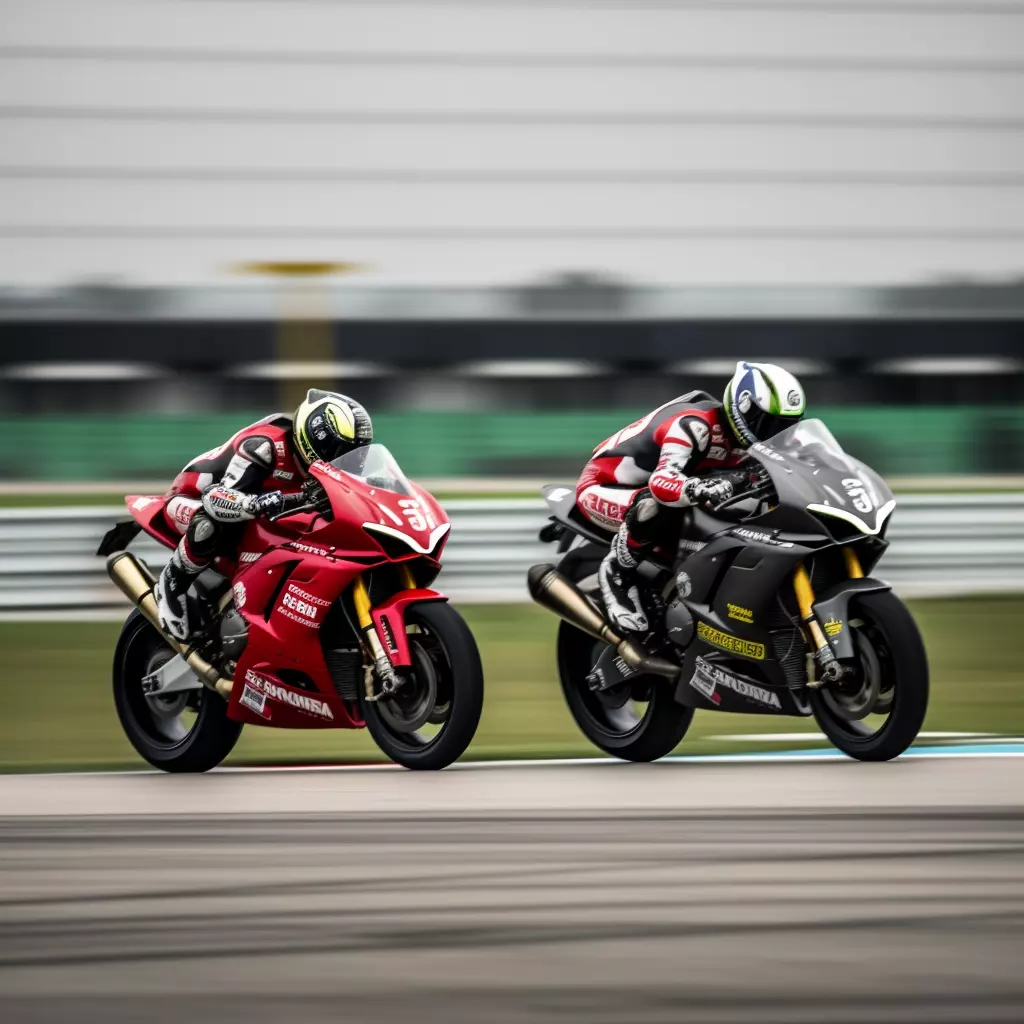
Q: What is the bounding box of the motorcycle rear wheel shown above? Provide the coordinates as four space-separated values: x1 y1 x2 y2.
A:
112 610 243 773
557 620 693 761
361 601 483 770
811 590 929 762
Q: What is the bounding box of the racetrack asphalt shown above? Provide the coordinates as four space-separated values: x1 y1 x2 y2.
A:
2 756 1024 1023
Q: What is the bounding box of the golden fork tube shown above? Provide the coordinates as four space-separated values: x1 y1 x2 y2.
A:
352 575 374 630
844 547 864 579
351 575 395 698
398 564 416 589
793 563 830 654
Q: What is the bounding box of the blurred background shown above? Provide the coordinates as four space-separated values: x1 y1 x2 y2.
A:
1 0 1023 770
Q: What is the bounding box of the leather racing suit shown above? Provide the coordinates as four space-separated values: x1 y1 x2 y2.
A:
155 413 312 641
575 391 749 633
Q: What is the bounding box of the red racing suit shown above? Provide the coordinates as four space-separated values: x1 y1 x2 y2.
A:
576 392 745 531
163 413 305 558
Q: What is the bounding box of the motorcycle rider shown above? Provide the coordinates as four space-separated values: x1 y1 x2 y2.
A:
153 388 372 642
576 361 806 634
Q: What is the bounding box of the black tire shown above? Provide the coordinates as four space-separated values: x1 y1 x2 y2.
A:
362 601 483 770
112 610 243 773
811 590 929 762
557 620 694 761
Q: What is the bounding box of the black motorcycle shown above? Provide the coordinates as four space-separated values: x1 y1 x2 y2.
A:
529 419 928 762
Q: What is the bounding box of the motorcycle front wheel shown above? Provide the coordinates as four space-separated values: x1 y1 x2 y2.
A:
810 590 929 762
112 610 243 772
361 601 484 770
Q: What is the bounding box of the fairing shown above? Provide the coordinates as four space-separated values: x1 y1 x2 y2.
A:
118 448 452 731
745 420 896 537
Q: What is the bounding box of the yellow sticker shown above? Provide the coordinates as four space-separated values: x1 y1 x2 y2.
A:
727 603 754 624
824 618 843 637
696 622 765 660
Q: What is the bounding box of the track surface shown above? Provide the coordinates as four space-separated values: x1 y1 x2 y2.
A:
2 758 1024 1023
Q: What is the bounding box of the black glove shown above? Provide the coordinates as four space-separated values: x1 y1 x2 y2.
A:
301 479 332 512
683 477 734 508
244 490 286 518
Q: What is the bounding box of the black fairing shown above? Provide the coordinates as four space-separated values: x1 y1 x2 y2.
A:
538 420 897 718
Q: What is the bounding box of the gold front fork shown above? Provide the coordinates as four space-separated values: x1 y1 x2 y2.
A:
795 546 863 685
844 547 864 579
398 564 416 589
351 575 398 700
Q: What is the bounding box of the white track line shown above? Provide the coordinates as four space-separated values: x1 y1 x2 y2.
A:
13 743 1024 778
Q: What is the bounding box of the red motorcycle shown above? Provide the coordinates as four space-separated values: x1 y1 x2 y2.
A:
98 444 484 772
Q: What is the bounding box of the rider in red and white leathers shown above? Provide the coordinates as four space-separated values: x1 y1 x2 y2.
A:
153 388 372 642
576 362 806 634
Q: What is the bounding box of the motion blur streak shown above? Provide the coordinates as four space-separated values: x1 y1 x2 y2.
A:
2 760 1024 1023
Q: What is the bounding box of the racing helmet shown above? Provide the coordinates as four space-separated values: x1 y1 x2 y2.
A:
292 388 373 467
722 361 806 448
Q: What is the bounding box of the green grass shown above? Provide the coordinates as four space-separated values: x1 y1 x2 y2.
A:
1 597 1022 772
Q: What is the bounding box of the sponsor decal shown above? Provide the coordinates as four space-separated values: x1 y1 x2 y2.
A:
696 622 765 660
787 389 802 408
168 499 195 527
842 477 875 515
580 491 628 528
689 665 721 705
287 541 333 557
286 583 331 608
824 618 843 638
311 460 346 485
132 496 157 511
274 440 287 459
244 669 334 720
689 656 781 710
239 683 268 718
280 591 320 624
239 551 261 563
727 603 754 624
751 442 785 463
676 571 692 598
732 527 793 548
738 390 753 414
233 581 247 608
706 445 728 461
272 469 295 481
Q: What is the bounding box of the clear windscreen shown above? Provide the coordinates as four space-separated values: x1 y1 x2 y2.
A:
750 418 894 524
331 443 413 497
757 419 859 473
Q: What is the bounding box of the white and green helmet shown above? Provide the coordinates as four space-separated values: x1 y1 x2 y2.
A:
723 361 806 448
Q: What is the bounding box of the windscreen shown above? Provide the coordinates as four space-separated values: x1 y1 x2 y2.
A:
749 419 894 532
331 443 414 497
757 419 858 472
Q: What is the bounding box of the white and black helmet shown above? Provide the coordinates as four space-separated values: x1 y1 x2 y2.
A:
723 361 806 448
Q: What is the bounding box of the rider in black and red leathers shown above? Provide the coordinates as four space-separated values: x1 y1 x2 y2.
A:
576 361 807 634
153 388 372 642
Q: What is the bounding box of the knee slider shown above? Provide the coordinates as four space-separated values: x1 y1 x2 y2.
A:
186 513 221 558
625 491 661 545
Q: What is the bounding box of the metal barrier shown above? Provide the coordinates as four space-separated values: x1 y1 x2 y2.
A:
0 495 1021 616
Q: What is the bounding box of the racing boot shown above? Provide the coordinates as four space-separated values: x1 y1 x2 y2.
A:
154 538 208 642
598 527 649 634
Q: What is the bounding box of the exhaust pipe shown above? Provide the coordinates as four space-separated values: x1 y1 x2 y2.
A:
527 564 679 680
106 551 234 699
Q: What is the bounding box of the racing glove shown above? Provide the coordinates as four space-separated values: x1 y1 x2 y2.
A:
683 476 734 509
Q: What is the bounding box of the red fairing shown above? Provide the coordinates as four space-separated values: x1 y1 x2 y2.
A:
123 443 455 733
371 588 448 667
125 494 179 549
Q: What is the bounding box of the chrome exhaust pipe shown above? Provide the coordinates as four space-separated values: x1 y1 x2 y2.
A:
106 551 234 699
527 563 679 680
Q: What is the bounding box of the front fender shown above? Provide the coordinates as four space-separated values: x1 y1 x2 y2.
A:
371 588 448 667
812 577 891 661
